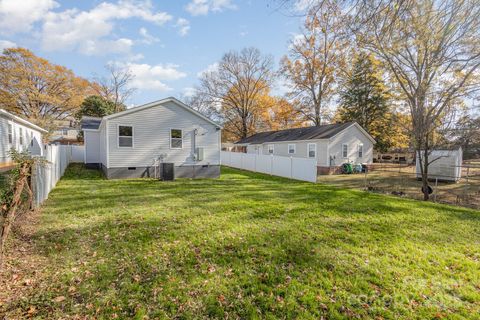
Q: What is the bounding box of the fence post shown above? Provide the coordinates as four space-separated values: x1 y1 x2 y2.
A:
254 153 257 172
290 157 293 178
270 155 273 175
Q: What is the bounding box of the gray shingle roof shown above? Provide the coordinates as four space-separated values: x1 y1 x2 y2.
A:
236 122 356 144
81 117 102 130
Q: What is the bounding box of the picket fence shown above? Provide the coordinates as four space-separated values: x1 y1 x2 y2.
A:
32 145 84 207
220 151 317 183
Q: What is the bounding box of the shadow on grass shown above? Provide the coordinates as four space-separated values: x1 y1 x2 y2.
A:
6 164 479 319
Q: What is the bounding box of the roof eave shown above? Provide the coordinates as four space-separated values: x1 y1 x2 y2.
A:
0 109 48 133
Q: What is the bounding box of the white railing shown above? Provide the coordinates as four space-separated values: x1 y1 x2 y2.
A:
31 145 85 207
221 151 317 183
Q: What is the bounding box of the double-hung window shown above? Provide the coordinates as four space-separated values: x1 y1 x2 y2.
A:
267 144 274 154
118 125 133 147
7 123 13 144
308 143 316 158
170 129 183 149
342 144 348 158
358 144 363 158
288 144 296 154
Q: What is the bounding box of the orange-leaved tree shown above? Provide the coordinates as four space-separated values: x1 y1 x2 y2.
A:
0 48 93 131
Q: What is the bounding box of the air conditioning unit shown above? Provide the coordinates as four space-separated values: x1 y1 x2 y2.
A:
195 147 204 161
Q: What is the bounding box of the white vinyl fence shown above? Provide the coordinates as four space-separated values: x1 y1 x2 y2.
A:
32 145 85 207
221 151 317 183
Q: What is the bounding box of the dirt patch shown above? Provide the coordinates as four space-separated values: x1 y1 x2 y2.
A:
0 209 48 318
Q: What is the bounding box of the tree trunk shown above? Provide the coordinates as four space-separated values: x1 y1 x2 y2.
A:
422 147 430 201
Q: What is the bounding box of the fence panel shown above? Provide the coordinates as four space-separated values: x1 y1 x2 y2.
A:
71 145 85 163
292 158 318 183
220 151 317 183
256 154 272 175
32 145 74 208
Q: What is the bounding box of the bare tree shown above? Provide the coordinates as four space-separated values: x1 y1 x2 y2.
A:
195 47 275 140
93 63 136 113
280 1 348 125
356 0 480 200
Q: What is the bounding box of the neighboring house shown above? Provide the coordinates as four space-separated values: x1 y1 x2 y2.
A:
81 97 222 179
235 122 375 174
0 109 46 167
50 117 81 144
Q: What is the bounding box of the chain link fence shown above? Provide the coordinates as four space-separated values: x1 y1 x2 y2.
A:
318 160 480 209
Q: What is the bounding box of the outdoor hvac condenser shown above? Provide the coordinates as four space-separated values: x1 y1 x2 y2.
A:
416 147 463 182
160 162 175 181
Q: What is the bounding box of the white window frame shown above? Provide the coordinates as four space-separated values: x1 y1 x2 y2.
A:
170 128 183 149
288 144 296 155
7 122 13 145
358 144 363 158
342 143 348 158
267 144 274 154
118 124 134 148
307 143 316 158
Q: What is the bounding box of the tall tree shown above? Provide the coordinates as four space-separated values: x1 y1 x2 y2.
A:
0 48 92 130
196 47 275 140
337 52 398 151
75 95 117 119
259 96 304 131
280 1 347 125
93 63 135 113
356 0 480 200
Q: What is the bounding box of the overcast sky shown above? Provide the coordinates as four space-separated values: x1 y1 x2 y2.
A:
0 0 303 106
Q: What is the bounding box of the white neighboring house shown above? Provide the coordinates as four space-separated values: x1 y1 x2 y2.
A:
81 97 222 179
235 122 375 174
0 109 46 167
416 147 463 182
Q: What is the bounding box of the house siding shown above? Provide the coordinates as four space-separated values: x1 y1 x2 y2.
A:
248 140 328 165
327 125 373 166
0 114 44 165
106 100 220 168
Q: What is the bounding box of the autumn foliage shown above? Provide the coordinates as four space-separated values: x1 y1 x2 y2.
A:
0 48 93 131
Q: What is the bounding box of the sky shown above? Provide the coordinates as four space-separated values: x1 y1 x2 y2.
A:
0 0 304 106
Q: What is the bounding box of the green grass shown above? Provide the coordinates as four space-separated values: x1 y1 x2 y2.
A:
4 164 480 319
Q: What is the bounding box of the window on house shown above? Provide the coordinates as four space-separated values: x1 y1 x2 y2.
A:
62 129 69 135
19 127 23 145
308 143 316 158
118 125 133 147
8 123 13 144
268 144 274 154
170 129 183 149
288 144 296 154
358 144 363 158
342 144 348 158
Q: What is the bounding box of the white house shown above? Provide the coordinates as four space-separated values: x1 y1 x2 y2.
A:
416 147 463 182
0 109 46 167
81 97 222 179
235 122 375 174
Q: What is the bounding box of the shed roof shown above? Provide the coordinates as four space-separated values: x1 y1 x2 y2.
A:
81 116 102 130
236 122 362 144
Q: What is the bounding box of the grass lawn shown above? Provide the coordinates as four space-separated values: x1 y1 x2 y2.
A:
1 164 479 319
318 163 480 209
